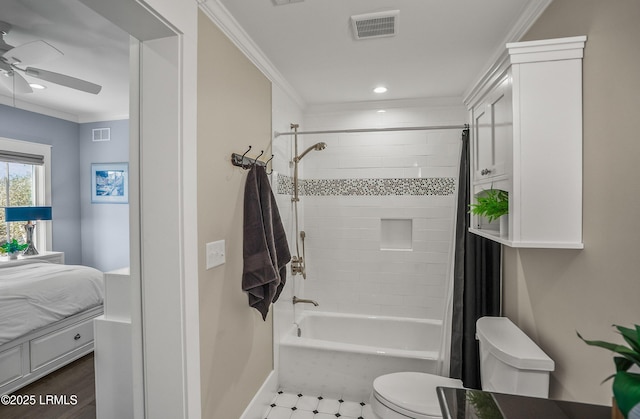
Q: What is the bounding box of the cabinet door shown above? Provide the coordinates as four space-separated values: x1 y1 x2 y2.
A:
474 103 492 179
473 77 512 182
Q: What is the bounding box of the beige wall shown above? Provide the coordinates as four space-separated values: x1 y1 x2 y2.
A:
197 11 274 418
503 0 640 405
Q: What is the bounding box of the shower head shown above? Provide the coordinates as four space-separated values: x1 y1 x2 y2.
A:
294 142 327 162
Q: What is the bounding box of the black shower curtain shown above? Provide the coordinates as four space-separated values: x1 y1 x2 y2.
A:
449 128 501 389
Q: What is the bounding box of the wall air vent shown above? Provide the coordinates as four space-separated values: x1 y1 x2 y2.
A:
351 10 399 40
92 128 110 142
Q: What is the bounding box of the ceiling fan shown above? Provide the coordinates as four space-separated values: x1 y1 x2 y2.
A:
0 21 101 95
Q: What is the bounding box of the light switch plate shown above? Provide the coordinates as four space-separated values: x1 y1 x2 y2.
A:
206 240 225 270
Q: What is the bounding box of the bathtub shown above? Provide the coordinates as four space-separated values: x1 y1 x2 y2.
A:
279 311 442 401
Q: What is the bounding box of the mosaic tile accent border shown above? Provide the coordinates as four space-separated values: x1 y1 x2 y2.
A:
277 174 455 196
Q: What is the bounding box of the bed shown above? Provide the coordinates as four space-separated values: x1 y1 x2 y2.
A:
0 260 104 395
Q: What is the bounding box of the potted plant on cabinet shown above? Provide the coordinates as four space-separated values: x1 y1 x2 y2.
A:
469 188 509 236
578 325 640 418
0 239 28 259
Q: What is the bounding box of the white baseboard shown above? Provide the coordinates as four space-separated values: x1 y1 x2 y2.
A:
240 370 279 419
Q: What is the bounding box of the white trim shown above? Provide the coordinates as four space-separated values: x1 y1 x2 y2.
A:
0 95 80 123
0 137 52 251
0 94 128 124
239 370 279 419
127 36 145 419
463 0 553 109
199 0 306 109
78 1 202 419
507 35 587 63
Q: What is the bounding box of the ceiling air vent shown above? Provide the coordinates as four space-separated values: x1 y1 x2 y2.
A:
351 10 399 40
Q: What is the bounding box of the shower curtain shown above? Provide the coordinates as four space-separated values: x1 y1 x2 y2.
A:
449 128 501 389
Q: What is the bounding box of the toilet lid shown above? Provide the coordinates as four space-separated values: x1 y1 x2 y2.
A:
373 372 463 417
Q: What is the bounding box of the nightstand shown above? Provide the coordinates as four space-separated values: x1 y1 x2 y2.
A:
0 251 65 265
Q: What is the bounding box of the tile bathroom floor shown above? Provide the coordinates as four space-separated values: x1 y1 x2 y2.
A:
264 390 375 419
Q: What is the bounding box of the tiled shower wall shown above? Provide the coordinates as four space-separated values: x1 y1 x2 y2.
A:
281 102 466 320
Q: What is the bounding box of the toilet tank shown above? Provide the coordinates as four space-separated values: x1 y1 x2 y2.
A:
476 317 554 398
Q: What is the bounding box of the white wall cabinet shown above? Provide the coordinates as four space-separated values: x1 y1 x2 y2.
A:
473 76 512 184
468 36 586 249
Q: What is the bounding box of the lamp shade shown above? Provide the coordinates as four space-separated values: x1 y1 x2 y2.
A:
5 206 52 222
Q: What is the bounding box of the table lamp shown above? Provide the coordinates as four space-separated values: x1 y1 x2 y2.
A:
5 206 52 255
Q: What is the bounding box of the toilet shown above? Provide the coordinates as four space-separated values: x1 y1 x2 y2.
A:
370 316 555 419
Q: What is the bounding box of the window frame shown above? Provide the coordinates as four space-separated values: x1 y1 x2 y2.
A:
0 137 52 251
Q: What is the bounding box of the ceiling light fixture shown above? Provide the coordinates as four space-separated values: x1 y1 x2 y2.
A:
377 110 386 113
29 83 46 90
374 86 387 94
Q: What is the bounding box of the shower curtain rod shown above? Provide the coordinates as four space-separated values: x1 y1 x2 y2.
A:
274 123 469 138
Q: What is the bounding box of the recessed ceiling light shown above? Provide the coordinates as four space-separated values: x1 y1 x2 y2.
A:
373 86 387 94
377 109 386 113
29 83 46 90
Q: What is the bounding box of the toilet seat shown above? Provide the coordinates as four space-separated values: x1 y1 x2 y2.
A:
371 372 463 419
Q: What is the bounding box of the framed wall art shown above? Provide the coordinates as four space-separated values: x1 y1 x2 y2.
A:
91 163 129 204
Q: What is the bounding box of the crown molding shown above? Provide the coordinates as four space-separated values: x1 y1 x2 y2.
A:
0 94 129 123
199 0 306 109
462 0 553 109
0 94 79 122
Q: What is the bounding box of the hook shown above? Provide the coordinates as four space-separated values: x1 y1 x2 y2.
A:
253 149 264 166
266 154 274 175
240 145 252 169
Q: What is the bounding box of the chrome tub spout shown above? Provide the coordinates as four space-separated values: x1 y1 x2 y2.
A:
293 296 319 306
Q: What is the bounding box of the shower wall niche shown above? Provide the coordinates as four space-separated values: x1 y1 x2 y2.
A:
277 103 466 320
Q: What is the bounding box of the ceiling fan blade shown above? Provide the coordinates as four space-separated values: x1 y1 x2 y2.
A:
0 71 33 94
24 67 102 94
2 40 63 66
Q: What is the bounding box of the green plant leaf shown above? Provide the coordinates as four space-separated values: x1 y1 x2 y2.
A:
0 238 28 254
616 325 640 354
614 356 634 373
613 371 640 417
467 390 502 419
469 189 509 222
577 331 640 366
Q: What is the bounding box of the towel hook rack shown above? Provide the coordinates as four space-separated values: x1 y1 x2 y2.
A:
231 146 269 170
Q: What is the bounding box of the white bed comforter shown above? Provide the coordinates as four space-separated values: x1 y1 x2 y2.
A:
0 261 104 345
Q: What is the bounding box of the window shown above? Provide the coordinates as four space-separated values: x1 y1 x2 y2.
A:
0 138 51 250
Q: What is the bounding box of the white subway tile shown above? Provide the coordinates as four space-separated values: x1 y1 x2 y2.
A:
291 106 464 319
379 305 430 319
359 293 404 306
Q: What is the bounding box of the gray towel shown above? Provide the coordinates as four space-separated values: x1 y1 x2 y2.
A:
242 164 291 320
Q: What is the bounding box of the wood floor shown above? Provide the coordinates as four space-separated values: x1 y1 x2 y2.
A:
0 353 96 419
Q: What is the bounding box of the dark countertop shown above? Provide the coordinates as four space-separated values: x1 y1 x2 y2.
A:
436 386 611 419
